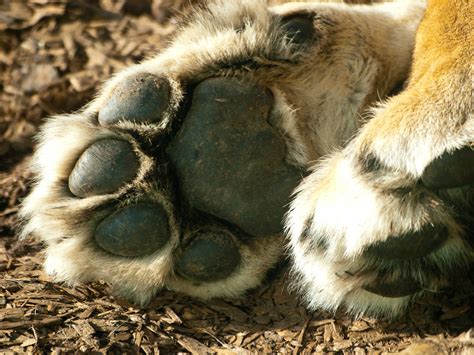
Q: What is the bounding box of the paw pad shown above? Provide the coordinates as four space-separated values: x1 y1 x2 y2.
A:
281 15 315 44
168 77 301 236
32 63 298 301
365 224 448 260
69 139 139 197
422 146 474 189
363 278 421 298
98 73 170 126
177 230 241 282
94 203 170 257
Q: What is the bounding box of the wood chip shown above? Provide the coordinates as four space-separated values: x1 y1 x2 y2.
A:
0 316 63 330
176 334 213 354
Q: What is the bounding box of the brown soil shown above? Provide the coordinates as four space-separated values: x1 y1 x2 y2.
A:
0 1 473 353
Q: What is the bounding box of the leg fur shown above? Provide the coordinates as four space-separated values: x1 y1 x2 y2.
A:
287 0 473 317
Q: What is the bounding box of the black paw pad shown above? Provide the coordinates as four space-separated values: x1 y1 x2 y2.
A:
365 225 448 260
421 146 474 189
363 278 421 298
168 77 301 236
281 14 315 44
98 73 170 126
176 230 241 283
69 139 139 197
94 203 170 257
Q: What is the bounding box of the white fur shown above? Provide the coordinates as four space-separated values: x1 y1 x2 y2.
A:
167 234 284 299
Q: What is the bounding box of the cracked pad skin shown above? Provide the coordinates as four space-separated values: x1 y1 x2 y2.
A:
69 139 139 197
168 78 301 236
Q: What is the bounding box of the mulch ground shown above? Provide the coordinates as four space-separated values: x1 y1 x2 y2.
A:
0 1 473 353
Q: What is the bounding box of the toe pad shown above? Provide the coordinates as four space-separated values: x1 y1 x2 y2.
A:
99 73 170 126
176 230 241 283
365 225 448 260
281 14 316 45
422 146 474 189
69 139 139 197
94 203 170 257
363 279 421 298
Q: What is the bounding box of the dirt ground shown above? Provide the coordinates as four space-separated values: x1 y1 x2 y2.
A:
0 1 473 353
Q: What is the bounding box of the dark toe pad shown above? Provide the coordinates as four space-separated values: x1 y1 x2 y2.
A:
168 77 301 236
69 139 139 197
422 146 474 189
281 14 315 45
365 225 448 260
176 230 241 283
94 203 170 257
99 73 170 126
363 278 421 298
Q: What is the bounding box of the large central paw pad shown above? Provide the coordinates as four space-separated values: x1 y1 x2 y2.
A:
168 78 301 236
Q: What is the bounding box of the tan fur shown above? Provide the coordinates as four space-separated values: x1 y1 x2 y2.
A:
269 0 425 158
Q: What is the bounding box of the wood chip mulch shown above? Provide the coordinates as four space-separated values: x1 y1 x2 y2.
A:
0 1 473 353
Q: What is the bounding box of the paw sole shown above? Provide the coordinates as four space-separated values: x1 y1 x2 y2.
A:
168 77 301 236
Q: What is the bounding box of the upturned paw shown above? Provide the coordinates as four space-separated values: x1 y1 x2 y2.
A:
22 73 302 304
21 0 350 303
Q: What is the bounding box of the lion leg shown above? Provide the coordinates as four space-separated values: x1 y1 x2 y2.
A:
287 0 473 317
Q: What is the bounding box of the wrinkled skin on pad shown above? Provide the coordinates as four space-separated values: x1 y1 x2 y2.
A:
168 78 302 236
69 139 140 197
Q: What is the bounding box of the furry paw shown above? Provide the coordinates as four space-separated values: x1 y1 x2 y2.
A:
21 0 425 306
287 148 472 317
287 0 473 317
